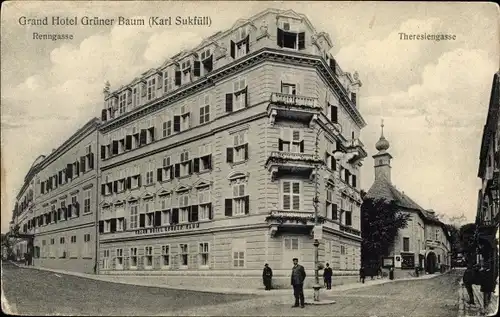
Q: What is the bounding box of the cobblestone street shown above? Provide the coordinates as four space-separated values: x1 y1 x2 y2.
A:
167 271 462 316
2 262 463 316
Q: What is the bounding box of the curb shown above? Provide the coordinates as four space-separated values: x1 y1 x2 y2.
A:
6 261 448 297
306 300 337 305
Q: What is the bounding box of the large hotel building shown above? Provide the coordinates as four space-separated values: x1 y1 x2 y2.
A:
11 9 367 288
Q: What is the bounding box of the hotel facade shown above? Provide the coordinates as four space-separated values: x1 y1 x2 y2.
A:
97 9 366 288
11 9 367 288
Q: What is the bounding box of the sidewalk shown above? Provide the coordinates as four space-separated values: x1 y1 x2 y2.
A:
458 280 499 317
9 261 445 299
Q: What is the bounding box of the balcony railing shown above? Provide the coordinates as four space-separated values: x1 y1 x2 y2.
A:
339 224 361 236
268 151 318 162
270 92 319 108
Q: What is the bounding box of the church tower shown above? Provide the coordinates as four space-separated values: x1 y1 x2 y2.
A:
373 120 392 183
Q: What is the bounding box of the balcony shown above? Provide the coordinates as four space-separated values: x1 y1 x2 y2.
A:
344 138 368 164
266 209 326 237
339 224 361 236
265 151 324 181
267 93 321 126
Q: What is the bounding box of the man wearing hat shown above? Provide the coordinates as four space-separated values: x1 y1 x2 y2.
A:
291 258 306 308
262 263 273 290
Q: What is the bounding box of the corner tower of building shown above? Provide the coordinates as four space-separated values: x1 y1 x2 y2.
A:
373 119 392 183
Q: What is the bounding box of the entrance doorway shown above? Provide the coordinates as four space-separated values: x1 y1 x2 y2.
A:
426 252 437 274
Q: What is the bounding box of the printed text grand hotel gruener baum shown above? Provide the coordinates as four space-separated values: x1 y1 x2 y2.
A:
18 16 212 27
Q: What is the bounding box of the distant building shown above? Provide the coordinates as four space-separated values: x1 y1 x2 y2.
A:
365 122 452 274
476 70 499 283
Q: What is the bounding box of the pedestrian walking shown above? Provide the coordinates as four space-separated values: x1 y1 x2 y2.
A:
377 266 383 279
323 263 333 290
262 263 273 290
415 265 420 277
291 258 306 308
359 266 365 283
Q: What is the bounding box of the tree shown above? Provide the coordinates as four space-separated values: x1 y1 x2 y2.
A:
361 197 411 268
459 223 477 267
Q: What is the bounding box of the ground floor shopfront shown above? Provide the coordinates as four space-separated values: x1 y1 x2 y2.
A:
98 218 362 289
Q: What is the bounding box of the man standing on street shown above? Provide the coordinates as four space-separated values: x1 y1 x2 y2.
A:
291 258 306 308
359 266 366 283
323 263 333 290
262 263 273 290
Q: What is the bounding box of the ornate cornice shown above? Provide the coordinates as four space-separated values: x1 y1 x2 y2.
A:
100 48 366 133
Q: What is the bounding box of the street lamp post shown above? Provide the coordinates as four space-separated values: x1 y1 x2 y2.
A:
312 127 323 302
312 123 344 302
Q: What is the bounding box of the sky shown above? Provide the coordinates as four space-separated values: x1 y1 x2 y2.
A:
1 1 499 232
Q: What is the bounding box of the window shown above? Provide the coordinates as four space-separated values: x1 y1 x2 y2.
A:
277 24 305 50
326 188 338 220
130 247 138 268
179 151 191 177
345 210 352 226
435 229 439 241
233 251 245 268
144 246 153 269
147 78 156 100
284 237 299 250
132 87 139 107
180 244 189 267
279 128 303 153
162 120 172 138
84 189 91 214
403 237 410 252
232 183 247 215
227 131 248 164
199 242 210 267
119 93 126 114
196 144 212 173
83 234 91 258
282 181 300 210
129 204 138 229
69 236 77 258
226 78 247 113
161 245 170 267
281 83 297 95
59 237 66 258
198 188 211 220
104 220 111 233
179 193 190 223
103 250 110 269
116 248 123 269
163 71 172 93
145 162 154 185
200 104 210 124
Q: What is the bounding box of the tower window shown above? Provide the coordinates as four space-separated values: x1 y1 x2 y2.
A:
379 159 383 165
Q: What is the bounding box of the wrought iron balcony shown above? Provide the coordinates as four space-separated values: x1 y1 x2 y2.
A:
268 93 321 126
265 151 324 181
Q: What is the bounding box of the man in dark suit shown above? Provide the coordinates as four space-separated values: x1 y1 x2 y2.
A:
291 258 306 308
323 263 333 290
262 263 273 290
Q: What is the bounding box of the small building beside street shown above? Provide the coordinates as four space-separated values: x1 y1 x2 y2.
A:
365 123 452 275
